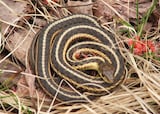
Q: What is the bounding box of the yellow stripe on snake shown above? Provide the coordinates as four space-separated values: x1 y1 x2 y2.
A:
28 14 125 102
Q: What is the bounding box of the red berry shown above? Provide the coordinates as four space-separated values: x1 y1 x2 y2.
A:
135 36 140 40
134 48 142 55
128 39 134 46
150 46 155 52
134 42 143 49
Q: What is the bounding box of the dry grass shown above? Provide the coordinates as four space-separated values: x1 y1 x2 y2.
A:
0 0 160 114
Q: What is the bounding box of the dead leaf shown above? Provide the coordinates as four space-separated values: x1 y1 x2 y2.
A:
16 60 48 99
149 5 160 27
0 58 22 88
93 0 115 22
0 0 27 33
24 68 36 97
0 0 47 65
15 67 38 98
5 28 39 65
15 74 30 97
67 0 93 15
120 0 151 3
93 0 152 22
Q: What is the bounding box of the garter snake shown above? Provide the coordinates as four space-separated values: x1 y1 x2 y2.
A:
28 14 125 102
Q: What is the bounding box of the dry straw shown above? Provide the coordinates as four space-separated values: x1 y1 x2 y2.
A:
0 0 159 113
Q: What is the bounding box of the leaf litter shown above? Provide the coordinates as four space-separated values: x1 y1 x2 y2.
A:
0 0 160 113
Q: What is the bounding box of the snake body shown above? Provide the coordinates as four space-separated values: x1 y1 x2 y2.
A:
28 14 125 102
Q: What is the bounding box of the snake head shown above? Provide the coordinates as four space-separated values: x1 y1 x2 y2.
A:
99 63 115 84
